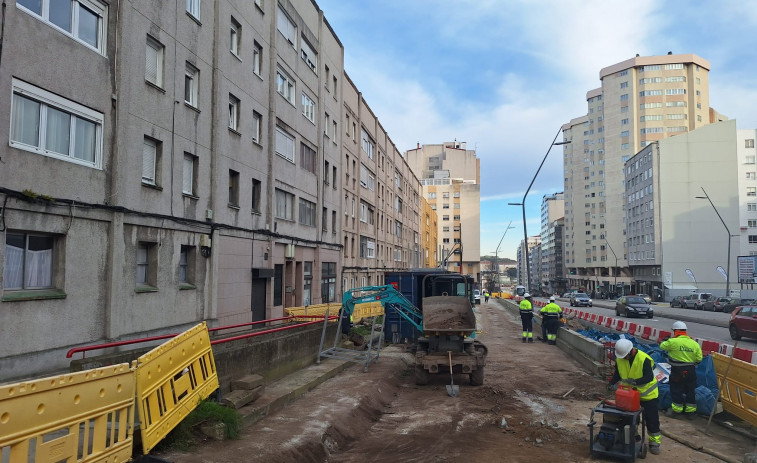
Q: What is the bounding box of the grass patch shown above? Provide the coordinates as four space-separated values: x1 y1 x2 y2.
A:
350 315 384 337
152 399 241 452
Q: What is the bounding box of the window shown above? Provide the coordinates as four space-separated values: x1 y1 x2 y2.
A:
321 262 336 302
332 120 337 140
136 242 157 288
359 201 374 224
299 198 315 226
324 65 330 90
332 166 337 189
252 41 262 76
142 137 160 186
184 63 199 107
746 139 755 149
747 156 756 165
749 220 757 228
276 5 296 46
252 111 262 144
228 170 239 206
275 127 295 162
300 143 316 173
145 36 164 87
359 164 375 190
322 207 328 231
361 128 374 159
301 39 317 71
17 0 107 53
4 232 55 290
275 188 294 220
276 69 295 105
748 187 756 197
666 88 686 95
186 0 200 19
359 236 376 259
302 93 315 122
251 178 261 213
324 160 330 184
11 79 103 168
332 75 337 95
228 94 240 131
230 17 240 56
182 153 197 196
331 210 336 233
178 245 195 286
750 235 757 244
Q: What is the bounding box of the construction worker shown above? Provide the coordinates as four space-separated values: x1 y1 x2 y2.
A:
518 293 534 343
484 291 490 303
540 296 563 345
660 321 703 417
608 339 661 455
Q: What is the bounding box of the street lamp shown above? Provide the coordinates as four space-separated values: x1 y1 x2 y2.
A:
604 235 618 296
494 221 515 291
508 127 571 292
696 187 738 297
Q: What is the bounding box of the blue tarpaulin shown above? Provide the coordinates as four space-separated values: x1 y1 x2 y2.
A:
577 329 719 415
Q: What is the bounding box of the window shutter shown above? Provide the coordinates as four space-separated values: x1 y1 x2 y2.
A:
146 42 158 84
142 140 156 183
183 155 193 194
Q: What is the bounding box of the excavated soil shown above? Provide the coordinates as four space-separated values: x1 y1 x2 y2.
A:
155 301 755 463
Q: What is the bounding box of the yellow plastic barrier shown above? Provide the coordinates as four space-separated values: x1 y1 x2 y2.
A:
0 363 136 463
711 352 757 427
352 301 385 321
284 303 341 322
135 322 219 454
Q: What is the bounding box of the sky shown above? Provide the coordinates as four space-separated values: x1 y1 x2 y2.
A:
316 0 757 260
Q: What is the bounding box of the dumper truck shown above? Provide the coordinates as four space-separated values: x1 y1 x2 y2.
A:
341 271 487 386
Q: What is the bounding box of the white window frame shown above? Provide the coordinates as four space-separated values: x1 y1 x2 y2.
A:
275 127 295 162
142 137 158 185
361 128 374 159
228 94 240 131
252 41 262 76
301 93 315 122
182 153 196 195
276 69 295 105
184 63 199 107
186 0 200 20
275 188 295 220
17 0 107 54
4 232 55 290
145 35 164 88
298 198 316 227
276 5 296 46
252 111 262 144
300 39 317 72
10 79 103 169
230 17 241 56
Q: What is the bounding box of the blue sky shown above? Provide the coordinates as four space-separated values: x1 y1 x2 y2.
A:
316 0 757 260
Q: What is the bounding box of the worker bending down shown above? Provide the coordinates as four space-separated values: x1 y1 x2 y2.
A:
608 339 661 455
540 296 563 345
518 293 534 343
660 321 702 417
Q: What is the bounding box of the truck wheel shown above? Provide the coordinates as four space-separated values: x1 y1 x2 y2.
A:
415 365 429 385
470 366 484 386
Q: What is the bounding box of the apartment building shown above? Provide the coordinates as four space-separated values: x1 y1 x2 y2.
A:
405 142 481 282
0 1 424 382
421 197 439 268
539 193 565 294
516 235 541 289
563 53 721 295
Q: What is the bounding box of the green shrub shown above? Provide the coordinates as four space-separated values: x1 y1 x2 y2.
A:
153 399 240 451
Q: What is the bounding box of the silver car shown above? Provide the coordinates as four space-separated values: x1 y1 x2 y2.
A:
570 292 592 307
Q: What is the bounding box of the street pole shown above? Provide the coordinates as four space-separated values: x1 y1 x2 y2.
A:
604 236 618 297
508 127 570 293
696 187 737 297
494 221 515 292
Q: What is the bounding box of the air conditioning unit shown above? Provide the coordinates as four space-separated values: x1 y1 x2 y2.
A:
285 244 295 259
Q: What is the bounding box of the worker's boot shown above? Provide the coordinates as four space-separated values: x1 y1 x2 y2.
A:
649 442 660 455
522 338 527 343
527 338 534 343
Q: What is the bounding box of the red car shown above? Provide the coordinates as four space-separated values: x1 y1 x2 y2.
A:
729 305 757 341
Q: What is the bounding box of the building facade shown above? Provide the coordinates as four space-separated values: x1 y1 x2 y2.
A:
405 142 481 283
563 53 724 295
0 0 425 382
539 193 565 294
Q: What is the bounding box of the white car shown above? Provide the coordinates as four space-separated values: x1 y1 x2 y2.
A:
473 289 481 304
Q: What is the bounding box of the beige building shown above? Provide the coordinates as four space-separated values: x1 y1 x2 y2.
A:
562 53 726 295
405 142 481 283
421 197 439 268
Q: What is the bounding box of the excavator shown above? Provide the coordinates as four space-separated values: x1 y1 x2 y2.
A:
339 273 487 386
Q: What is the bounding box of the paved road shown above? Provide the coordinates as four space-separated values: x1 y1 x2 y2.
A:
538 297 757 348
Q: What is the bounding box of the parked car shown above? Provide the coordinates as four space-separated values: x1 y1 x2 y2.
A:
720 298 755 314
713 297 732 312
729 305 757 340
683 293 714 310
561 292 573 298
615 296 654 318
474 289 481 304
669 296 686 308
636 294 652 304
570 292 592 307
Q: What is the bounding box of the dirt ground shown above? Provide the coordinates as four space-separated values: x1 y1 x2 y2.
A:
155 300 756 463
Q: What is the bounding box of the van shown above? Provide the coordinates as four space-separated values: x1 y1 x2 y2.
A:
683 293 714 310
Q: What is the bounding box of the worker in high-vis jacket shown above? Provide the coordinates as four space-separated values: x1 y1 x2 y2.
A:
608 339 661 455
660 321 703 417
518 293 534 343
540 296 563 345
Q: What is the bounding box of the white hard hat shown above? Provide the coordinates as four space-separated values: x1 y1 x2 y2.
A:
615 339 634 359
672 321 687 331
523 293 531 298
550 295 556 301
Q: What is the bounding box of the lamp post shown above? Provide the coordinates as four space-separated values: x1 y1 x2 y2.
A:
494 221 515 292
696 187 737 298
604 235 618 296
508 128 570 292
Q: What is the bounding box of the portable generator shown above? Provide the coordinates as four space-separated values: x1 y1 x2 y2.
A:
588 402 647 461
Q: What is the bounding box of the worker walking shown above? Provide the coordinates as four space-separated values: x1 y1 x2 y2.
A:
540 296 563 345
484 291 490 303
660 321 703 417
608 339 662 455
519 293 534 343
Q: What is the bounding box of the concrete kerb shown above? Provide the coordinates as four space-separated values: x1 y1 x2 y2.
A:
495 299 612 377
